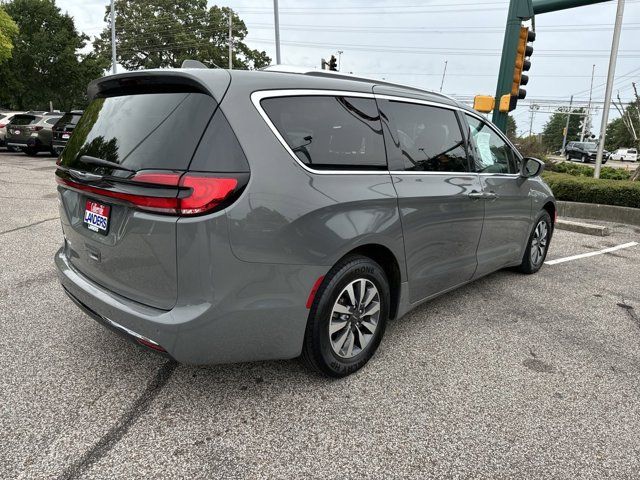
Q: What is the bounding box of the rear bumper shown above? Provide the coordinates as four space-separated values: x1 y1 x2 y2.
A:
55 246 326 365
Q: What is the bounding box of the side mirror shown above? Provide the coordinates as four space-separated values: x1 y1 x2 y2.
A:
520 157 544 178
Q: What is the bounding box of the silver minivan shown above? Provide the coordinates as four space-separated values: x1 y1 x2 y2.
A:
55 66 555 377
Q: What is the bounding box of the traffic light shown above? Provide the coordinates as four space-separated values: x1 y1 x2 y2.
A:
509 25 536 111
328 55 338 71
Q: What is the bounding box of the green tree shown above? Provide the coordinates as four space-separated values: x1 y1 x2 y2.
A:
541 107 584 152
605 103 639 152
0 6 19 63
0 0 107 111
93 0 270 71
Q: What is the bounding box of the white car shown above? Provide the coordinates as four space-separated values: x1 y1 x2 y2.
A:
610 148 638 162
0 111 25 150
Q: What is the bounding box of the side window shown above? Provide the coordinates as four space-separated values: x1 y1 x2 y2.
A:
381 100 469 172
465 115 519 174
261 96 386 170
46 118 59 125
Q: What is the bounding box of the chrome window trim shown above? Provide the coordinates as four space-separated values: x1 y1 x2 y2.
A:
250 88 521 177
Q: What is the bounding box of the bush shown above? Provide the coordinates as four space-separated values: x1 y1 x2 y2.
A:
546 161 632 180
542 172 640 208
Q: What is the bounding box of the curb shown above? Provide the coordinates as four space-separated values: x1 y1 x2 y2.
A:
556 219 610 237
557 201 640 227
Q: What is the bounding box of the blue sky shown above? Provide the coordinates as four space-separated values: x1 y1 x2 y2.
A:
56 0 640 135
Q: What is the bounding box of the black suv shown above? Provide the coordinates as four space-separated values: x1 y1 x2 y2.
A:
565 141 609 164
52 110 83 155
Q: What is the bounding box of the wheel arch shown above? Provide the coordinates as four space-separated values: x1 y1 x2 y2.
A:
337 243 402 321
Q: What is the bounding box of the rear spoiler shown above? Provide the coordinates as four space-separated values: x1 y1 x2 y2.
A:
87 69 231 101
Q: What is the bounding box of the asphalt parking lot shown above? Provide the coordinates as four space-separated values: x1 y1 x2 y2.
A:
1 150 640 479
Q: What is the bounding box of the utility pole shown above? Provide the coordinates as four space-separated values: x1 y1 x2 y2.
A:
561 95 573 155
337 50 343 72
529 104 539 136
273 0 281 64
110 0 117 74
595 0 624 179
440 60 448 93
580 64 595 142
228 15 233 69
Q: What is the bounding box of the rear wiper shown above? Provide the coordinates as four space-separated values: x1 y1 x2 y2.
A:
79 155 136 173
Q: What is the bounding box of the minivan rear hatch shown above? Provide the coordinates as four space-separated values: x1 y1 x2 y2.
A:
55 73 229 310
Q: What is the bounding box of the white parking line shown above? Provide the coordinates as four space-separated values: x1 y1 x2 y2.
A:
545 242 639 265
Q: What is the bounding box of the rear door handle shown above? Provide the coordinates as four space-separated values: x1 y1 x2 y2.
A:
468 191 484 200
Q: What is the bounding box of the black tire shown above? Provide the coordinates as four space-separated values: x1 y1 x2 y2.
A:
23 147 38 156
517 210 552 274
565 154 571 161
302 255 390 378
581 154 587 163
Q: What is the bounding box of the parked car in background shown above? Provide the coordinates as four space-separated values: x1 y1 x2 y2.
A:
5 112 62 156
610 148 637 162
55 66 556 377
52 110 83 155
565 141 609 164
0 111 25 150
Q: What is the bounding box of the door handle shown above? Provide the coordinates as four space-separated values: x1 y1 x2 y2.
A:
483 191 498 200
468 191 498 200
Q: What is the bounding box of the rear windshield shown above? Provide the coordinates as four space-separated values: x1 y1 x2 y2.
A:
58 112 83 126
11 115 40 126
59 92 216 172
581 143 597 149
629 149 637 154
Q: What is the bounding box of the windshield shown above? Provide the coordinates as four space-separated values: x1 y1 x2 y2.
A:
58 112 83 126
58 92 216 173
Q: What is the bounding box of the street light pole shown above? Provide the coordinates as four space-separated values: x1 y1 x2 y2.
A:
273 0 281 64
337 50 343 72
594 0 625 179
228 15 233 69
110 0 117 74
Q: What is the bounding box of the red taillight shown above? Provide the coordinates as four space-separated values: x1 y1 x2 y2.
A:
56 171 242 216
179 176 238 215
0 123 5 128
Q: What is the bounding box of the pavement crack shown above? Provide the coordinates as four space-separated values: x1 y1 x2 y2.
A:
0 217 59 235
57 360 177 480
617 299 639 329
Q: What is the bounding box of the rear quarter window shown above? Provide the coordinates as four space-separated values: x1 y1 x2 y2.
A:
260 95 387 171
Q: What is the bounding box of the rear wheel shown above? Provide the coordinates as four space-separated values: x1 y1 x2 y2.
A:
517 211 552 274
23 147 38 156
566 153 571 161
302 255 389 377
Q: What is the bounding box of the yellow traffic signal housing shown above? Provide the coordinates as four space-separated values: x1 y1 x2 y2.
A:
473 95 495 113
510 25 535 111
499 94 512 113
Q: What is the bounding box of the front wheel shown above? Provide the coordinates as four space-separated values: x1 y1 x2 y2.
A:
517 211 552 274
566 154 571 161
581 154 588 163
23 147 38 156
302 255 390 377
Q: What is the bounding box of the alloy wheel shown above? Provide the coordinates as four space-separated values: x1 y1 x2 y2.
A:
329 279 380 359
530 220 549 267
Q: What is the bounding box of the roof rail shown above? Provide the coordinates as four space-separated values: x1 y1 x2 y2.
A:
262 65 453 100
